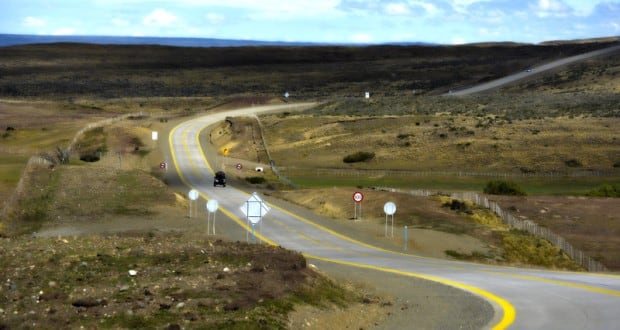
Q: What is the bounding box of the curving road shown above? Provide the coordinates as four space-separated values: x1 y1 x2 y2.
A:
169 103 620 329
448 44 620 96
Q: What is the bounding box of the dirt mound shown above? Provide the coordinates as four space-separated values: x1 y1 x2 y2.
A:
0 235 366 329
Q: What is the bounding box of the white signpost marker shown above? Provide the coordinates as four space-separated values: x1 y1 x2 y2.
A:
240 192 270 242
206 199 219 235
384 201 397 238
353 191 364 221
188 189 199 218
151 131 158 141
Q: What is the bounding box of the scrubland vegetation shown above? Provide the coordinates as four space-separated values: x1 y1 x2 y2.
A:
1 39 619 328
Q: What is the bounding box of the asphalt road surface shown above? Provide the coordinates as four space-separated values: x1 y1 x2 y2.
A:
169 103 620 329
447 44 620 96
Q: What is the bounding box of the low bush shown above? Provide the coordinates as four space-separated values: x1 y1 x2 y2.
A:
564 159 582 167
483 180 526 196
586 184 620 197
79 153 100 162
343 151 375 163
245 176 266 184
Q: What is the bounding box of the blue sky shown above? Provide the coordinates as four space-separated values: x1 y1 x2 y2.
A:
1 0 619 44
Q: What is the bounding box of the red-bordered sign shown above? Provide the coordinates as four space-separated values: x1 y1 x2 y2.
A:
352 191 364 203
159 162 167 169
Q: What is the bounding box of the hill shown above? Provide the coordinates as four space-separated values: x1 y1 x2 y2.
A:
0 41 617 99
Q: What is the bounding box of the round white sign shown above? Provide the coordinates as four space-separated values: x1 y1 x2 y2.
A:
206 199 219 213
188 189 199 201
384 202 397 215
353 192 364 203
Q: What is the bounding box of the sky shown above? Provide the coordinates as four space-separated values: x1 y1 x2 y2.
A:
1 0 619 45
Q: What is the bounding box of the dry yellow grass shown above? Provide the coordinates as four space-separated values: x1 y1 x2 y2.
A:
260 113 620 173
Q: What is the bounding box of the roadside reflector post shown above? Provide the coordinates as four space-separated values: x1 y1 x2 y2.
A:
404 226 408 251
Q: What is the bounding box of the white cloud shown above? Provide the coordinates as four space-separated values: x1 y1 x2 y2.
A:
51 28 76 35
411 1 441 16
563 0 598 16
385 3 409 15
143 9 178 26
530 0 570 17
23 16 45 27
449 0 494 14
206 13 225 25
351 33 372 43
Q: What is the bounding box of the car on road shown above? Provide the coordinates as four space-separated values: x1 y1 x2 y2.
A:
214 171 226 187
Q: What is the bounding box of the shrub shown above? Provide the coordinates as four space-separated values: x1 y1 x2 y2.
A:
483 180 526 196
564 159 582 167
80 153 100 162
245 177 266 184
586 184 620 197
343 151 375 163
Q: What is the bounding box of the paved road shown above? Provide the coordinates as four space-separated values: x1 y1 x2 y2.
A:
169 104 620 329
448 44 620 96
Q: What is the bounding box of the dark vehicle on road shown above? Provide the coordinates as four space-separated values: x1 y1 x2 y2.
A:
214 171 226 187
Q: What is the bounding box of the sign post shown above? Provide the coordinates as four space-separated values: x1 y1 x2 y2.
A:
206 199 219 235
383 202 396 238
188 189 199 218
240 192 270 243
352 192 364 221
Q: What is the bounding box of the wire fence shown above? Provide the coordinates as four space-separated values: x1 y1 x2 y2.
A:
278 167 612 179
375 187 608 272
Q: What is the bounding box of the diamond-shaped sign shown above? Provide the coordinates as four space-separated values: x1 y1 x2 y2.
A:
240 192 270 224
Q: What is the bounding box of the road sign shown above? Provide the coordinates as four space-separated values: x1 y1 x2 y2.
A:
152 131 158 141
384 201 396 238
206 199 219 235
188 189 199 201
159 162 167 169
235 163 243 170
206 199 219 213
352 191 364 220
240 192 270 224
384 202 396 215
188 189 199 218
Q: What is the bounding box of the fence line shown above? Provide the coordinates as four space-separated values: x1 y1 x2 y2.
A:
278 167 611 179
375 187 608 272
68 112 149 152
1 112 153 223
252 115 299 189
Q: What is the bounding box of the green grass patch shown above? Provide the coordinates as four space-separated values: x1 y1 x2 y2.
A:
12 166 62 234
283 171 620 196
0 154 29 186
586 183 620 197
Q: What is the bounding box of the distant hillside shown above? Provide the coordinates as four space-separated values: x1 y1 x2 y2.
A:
0 40 617 99
0 34 324 48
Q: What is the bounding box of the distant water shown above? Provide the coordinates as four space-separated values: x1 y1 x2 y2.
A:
0 34 323 48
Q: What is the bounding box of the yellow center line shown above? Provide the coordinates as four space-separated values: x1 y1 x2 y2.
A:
173 111 516 328
305 253 516 330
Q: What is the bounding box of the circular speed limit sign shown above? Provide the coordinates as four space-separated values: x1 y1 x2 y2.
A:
352 191 364 203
